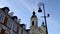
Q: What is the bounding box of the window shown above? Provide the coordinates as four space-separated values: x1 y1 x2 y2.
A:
0 13 4 23
0 28 1 33
13 24 17 32
32 21 34 25
7 19 12 28
21 30 23 34
4 31 9 34
5 9 9 13
12 32 16 34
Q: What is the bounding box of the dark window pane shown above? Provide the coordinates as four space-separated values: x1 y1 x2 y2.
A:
13 24 17 32
0 13 4 23
21 30 23 34
7 19 12 28
32 21 34 25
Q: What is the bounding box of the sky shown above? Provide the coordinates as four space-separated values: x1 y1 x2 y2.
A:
0 0 60 34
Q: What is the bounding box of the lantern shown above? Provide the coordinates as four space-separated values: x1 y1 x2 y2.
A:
38 7 42 12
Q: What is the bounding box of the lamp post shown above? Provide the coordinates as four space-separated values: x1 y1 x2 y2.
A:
38 2 50 34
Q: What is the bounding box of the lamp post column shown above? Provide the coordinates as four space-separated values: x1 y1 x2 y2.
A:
38 2 49 34
43 4 48 34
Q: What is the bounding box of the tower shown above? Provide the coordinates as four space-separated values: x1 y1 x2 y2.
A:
30 11 38 27
30 11 46 34
30 11 38 34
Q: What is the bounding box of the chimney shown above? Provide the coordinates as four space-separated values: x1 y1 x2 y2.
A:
8 12 14 17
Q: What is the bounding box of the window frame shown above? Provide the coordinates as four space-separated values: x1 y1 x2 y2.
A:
21 30 23 34
0 13 5 23
7 19 12 28
13 24 17 32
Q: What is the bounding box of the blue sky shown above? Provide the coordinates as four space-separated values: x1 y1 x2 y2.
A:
0 0 60 34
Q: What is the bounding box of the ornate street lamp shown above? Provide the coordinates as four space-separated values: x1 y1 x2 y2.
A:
37 2 50 34
38 2 43 13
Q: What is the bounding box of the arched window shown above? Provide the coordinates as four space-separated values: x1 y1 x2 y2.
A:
32 21 34 26
0 13 5 23
13 24 17 32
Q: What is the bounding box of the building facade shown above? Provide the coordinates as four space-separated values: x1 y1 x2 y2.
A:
0 7 29 34
0 7 47 34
